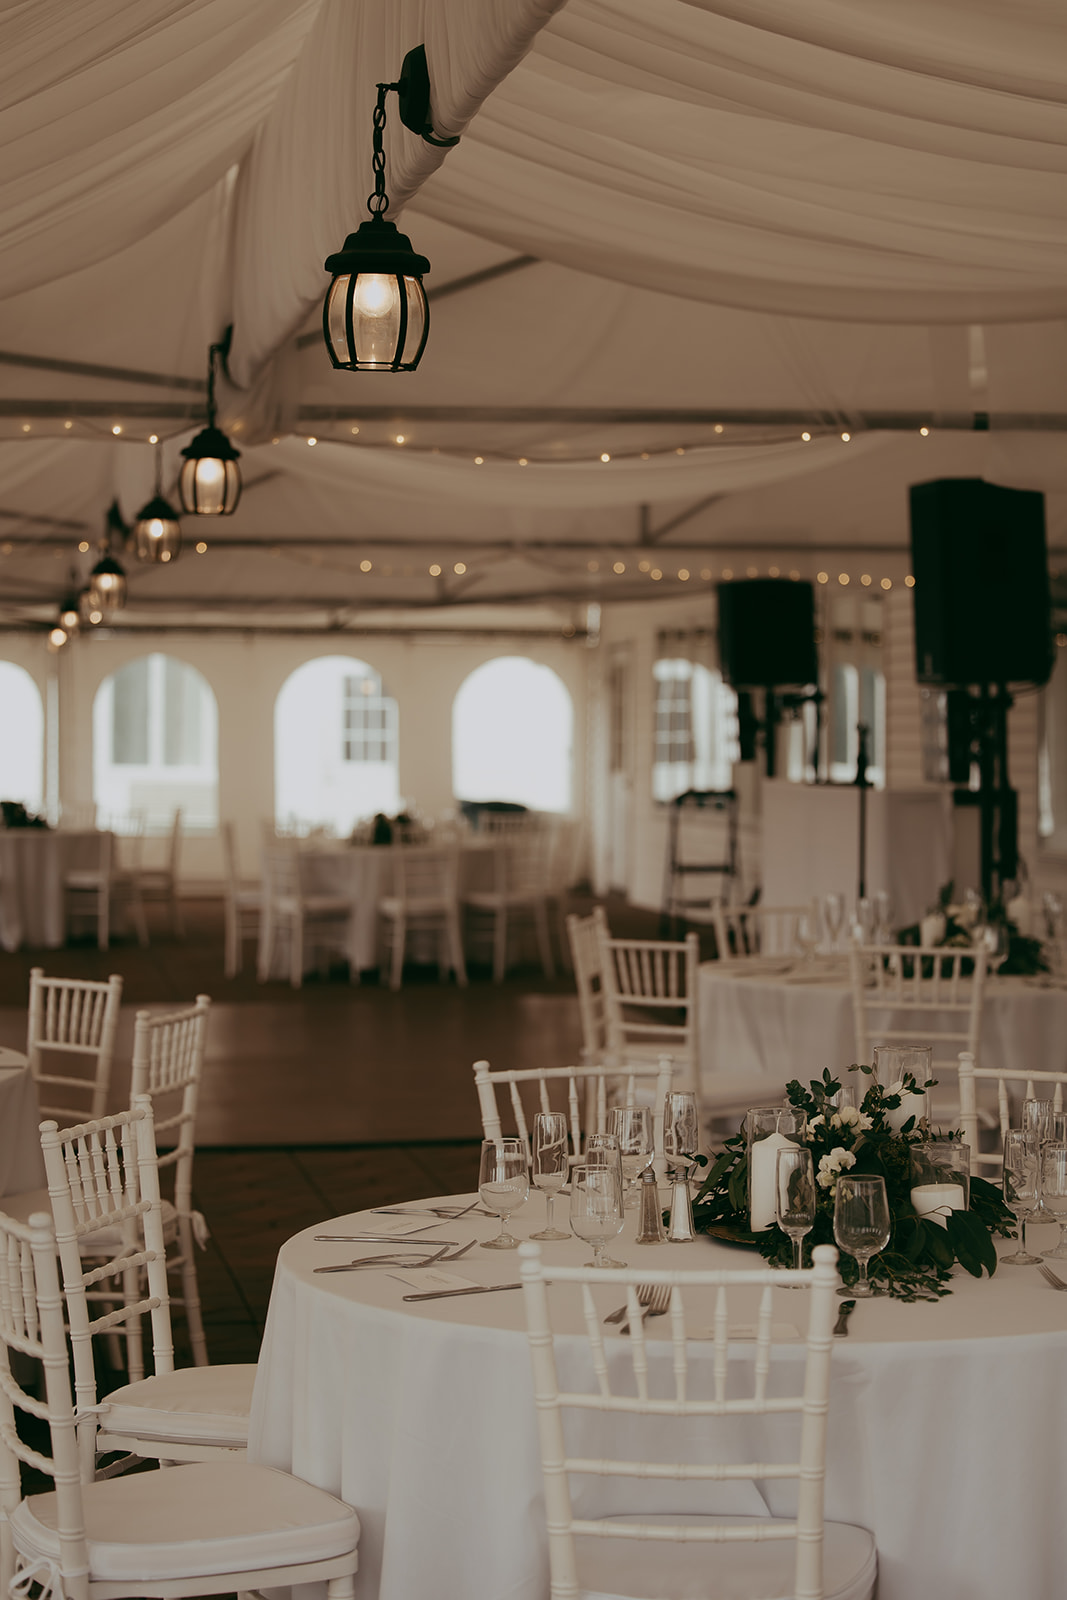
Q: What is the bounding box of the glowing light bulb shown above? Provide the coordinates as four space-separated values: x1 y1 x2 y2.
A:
112 424 122 435
613 562 626 574
149 434 158 445
817 571 829 584
49 627 67 647
195 541 207 554
881 578 892 590
429 564 442 577
600 453 610 463
905 574 915 587
861 574 872 586
801 431 811 441
360 559 372 573
353 274 399 318
453 562 467 575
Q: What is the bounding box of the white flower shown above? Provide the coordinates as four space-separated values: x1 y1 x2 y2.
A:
856 1112 874 1131
816 1147 857 1189
805 1114 824 1139
836 1104 862 1128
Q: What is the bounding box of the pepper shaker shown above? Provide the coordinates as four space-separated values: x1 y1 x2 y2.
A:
635 1166 666 1244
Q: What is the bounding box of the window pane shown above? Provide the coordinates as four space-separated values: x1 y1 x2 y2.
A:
163 657 202 766
112 659 149 765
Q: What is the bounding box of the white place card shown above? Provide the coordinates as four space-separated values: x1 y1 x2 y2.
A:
386 1268 483 1292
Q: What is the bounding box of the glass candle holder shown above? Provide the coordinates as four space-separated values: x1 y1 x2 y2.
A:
873 1043 932 1131
746 1106 808 1233
909 1140 970 1228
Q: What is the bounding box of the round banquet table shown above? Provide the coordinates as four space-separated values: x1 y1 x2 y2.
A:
698 956 1067 1094
0 1050 46 1197
0 829 108 952
257 838 500 980
249 1194 1067 1600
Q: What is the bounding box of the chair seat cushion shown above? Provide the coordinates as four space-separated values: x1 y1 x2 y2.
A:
276 894 352 915
100 1363 256 1447
575 1514 876 1600
12 1461 360 1581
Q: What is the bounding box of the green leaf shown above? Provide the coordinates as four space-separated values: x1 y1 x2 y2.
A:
923 1224 955 1269
946 1210 998 1277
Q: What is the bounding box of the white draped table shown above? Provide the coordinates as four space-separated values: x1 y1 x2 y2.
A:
258 839 500 979
249 1195 1067 1600
0 829 106 952
0 1052 45 1197
698 960 1067 1091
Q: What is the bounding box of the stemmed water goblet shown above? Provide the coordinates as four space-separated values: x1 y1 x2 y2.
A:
1039 1142 1067 1261
1001 1128 1042 1265
822 893 844 953
607 1105 654 1208
569 1162 625 1268
775 1147 816 1278
478 1137 529 1250
530 1112 570 1241
832 1175 891 1297
976 922 1009 978
663 1091 699 1181
874 891 893 945
794 910 819 964
1023 1098 1054 1220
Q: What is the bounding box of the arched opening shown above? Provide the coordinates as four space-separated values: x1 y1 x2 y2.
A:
651 657 737 802
0 663 44 813
93 653 218 828
453 656 573 813
275 655 399 834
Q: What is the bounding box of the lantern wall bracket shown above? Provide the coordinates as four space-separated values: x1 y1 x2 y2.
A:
395 46 460 149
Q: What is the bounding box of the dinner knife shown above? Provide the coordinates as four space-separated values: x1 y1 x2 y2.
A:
402 1281 523 1302
833 1300 856 1336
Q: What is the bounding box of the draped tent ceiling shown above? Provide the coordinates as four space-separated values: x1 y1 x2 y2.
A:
1 0 1066 632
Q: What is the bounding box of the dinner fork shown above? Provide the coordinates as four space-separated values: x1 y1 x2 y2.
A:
1038 1262 1067 1291
315 1245 451 1274
620 1284 672 1335
604 1284 658 1325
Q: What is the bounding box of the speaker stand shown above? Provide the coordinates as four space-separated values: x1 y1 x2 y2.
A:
975 682 1017 906
855 722 871 902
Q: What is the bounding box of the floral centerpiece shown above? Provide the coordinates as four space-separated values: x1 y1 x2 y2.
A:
691 1067 1015 1300
899 880 1048 977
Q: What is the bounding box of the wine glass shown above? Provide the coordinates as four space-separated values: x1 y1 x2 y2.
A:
1023 1098 1054 1219
822 893 844 952
607 1105 654 1208
833 1175 891 1297
874 891 893 945
663 1091 699 1178
978 922 1009 977
1001 1128 1042 1265
775 1147 816 1276
569 1162 625 1268
1040 1142 1067 1260
794 911 819 964
530 1112 570 1241
478 1137 529 1250
1043 891 1064 943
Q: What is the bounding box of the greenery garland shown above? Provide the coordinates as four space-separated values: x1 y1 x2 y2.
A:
691 1067 1015 1301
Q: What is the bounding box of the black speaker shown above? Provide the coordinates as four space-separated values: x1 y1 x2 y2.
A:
909 478 1053 687
717 578 817 688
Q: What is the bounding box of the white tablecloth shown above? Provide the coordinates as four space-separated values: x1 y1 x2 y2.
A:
0 830 107 952
249 1195 1067 1600
0 1054 45 1197
698 961 1067 1087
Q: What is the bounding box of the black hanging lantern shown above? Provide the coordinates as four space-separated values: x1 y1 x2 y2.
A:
179 328 242 514
134 441 182 563
323 46 456 373
89 554 126 611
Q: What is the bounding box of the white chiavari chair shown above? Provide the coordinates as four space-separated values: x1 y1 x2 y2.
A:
473 1057 674 1173
957 1052 1067 1176
257 839 356 988
0 1201 360 1600
596 924 699 1095
711 902 817 963
849 943 988 1124
518 1239 876 1600
27 967 123 1126
377 844 467 990
221 820 261 978
566 907 611 1066
37 1097 256 1465
139 806 184 938
464 824 556 981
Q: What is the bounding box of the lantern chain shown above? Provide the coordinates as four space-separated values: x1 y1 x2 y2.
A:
368 80 399 218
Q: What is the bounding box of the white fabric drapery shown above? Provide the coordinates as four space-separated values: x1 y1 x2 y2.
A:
270 430 889 511
412 0 1067 323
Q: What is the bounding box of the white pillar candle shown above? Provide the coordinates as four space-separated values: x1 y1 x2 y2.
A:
920 911 946 947
886 1081 927 1133
910 1182 966 1228
749 1130 797 1232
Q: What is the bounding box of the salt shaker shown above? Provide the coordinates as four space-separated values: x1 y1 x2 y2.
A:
636 1166 666 1244
667 1162 695 1242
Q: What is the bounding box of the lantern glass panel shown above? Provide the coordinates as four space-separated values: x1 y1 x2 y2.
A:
179 455 239 516
326 273 426 370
